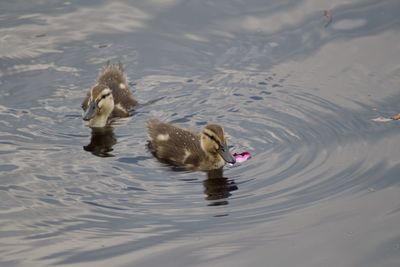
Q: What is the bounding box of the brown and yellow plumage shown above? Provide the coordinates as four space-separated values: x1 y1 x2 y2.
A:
81 62 138 127
147 119 235 171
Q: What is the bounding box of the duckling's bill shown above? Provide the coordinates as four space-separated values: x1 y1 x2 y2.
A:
83 101 97 121
218 143 236 164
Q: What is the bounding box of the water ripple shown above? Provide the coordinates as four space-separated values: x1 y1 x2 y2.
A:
1 0 400 266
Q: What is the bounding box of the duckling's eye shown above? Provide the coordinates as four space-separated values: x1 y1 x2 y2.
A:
101 92 111 99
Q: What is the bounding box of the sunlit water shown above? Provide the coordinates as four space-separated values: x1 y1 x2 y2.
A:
1 1 400 266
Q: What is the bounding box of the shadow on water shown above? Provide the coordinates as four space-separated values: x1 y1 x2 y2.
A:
83 127 116 157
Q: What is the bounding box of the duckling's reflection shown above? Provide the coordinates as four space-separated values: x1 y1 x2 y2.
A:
204 168 238 206
83 127 116 157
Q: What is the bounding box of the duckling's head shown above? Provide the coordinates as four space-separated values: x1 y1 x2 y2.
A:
200 124 236 165
83 84 114 127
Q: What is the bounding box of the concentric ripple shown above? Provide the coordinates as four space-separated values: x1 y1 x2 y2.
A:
1 65 398 266
1 57 399 267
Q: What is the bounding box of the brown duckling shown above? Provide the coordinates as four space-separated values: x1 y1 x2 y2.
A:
147 119 236 171
81 62 138 127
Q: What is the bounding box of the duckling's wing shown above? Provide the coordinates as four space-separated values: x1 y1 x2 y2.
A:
111 104 130 117
115 92 138 112
111 88 138 117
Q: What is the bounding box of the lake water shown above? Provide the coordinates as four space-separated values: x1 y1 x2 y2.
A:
1 0 400 266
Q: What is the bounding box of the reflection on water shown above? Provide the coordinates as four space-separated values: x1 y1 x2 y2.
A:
204 168 238 206
83 127 116 157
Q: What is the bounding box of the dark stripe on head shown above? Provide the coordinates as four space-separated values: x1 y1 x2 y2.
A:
203 131 221 147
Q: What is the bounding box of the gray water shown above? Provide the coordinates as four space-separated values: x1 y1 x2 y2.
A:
1 0 400 266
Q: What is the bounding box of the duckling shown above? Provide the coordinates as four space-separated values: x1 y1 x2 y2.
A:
147 119 236 171
81 62 138 127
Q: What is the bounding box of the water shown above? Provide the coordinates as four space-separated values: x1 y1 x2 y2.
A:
1 0 400 266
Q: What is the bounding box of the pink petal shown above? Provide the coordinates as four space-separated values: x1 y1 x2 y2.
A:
233 151 252 163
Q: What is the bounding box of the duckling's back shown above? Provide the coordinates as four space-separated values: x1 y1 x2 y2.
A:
98 63 138 116
147 119 205 168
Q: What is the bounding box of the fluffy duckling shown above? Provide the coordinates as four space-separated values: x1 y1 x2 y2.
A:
81 62 138 127
147 119 236 171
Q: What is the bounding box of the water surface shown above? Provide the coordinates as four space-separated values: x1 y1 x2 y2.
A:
1 0 400 266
